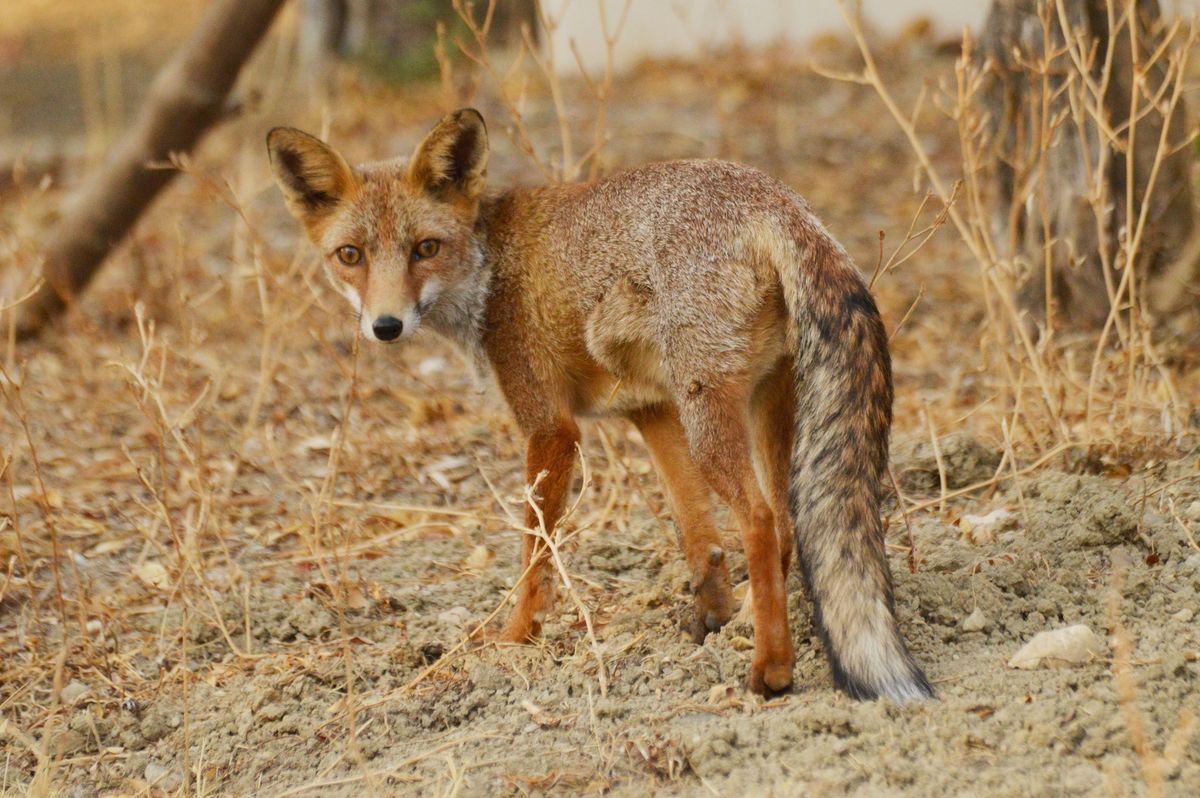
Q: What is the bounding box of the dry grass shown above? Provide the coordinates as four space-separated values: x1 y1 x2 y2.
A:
829 0 1198 458
0 1 1198 795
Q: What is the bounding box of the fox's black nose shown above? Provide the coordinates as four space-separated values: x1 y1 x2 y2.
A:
372 316 403 341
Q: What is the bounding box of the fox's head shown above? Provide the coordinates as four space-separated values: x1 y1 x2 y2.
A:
267 109 489 343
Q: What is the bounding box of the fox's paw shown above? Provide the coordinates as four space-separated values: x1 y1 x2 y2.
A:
494 612 543 645
748 656 795 696
748 657 796 696
467 614 542 647
466 625 495 648
688 547 735 643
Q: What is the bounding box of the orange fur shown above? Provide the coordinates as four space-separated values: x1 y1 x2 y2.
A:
267 109 932 700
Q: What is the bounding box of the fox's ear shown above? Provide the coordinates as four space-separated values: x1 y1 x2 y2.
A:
266 127 357 223
407 109 488 202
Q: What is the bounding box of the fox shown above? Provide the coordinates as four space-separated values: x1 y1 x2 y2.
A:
266 108 933 701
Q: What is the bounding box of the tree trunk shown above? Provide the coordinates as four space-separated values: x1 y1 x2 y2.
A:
297 0 536 80
16 0 288 340
980 0 1196 329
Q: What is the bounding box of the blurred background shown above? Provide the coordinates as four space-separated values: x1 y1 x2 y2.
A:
2 2 1199 796
0 1 990 167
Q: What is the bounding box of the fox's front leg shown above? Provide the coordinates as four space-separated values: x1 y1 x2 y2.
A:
500 420 581 642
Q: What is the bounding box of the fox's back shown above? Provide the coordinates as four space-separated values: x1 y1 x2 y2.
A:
484 159 817 306
478 159 834 416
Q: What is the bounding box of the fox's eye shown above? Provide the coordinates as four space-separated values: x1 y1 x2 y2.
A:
336 245 362 266
413 239 440 260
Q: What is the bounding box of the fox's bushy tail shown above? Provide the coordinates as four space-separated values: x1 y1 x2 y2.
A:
779 216 933 702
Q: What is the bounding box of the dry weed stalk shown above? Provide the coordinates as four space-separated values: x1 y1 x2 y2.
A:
273 732 504 798
361 446 607 712
445 0 629 183
1106 553 1197 797
305 325 383 793
478 447 609 696
0 362 68 629
832 0 1197 462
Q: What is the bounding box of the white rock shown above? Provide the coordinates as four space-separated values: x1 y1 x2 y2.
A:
1008 625 1106 670
962 608 990 632
61 680 91 705
960 509 1016 545
1184 500 1200 522
144 762 182 791
462 545 494 573
1172 608 1194 623
133 561 169 589
436 606 472 627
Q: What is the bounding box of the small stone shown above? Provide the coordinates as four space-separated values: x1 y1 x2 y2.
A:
462 545 494 573
56 729 88 756
139 706 181 742
1008 625 1106 670
1062 763 1103 793
61 680 91 705
436 606 472 627
961 608 991 632
1172 608 1194 623
133 561 170 589
1184 500 1200 522
144 762 182 791
126 753 149 778
708 683 735 704
960 509 1016 545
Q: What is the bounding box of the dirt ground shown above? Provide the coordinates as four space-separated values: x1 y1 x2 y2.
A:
1 25 1199 798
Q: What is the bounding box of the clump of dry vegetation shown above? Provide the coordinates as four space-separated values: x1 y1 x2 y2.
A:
0 1 1198 795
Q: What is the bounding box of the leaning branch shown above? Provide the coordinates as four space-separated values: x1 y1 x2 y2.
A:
15 0 287 340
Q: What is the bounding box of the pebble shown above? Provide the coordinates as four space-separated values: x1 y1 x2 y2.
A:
728 635 754 652
1184 500 1200 522
961 608 990 632
1172 607 1194 623
960 509 1016 545
436 606 472 627
144 762 182 791
61 680 91 705
462 545 494 572
1008 625 1106 670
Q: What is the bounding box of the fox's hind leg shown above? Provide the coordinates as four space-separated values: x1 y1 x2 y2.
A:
750 359 796 577
676 377 795 695
630 406 735 642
